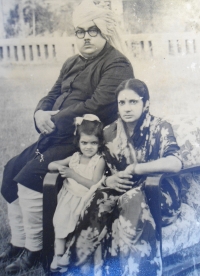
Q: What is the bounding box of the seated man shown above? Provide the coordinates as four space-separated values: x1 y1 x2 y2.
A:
0 0 134 273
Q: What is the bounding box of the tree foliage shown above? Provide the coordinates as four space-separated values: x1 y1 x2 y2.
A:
123 0 200 33
4 0 80 38
4 5 20 38
3 0 200 38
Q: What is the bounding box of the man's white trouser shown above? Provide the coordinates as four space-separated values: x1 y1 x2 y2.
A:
7 184 43 252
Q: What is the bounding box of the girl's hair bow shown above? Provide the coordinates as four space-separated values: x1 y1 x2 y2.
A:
74 114 101 126
74 114 101 134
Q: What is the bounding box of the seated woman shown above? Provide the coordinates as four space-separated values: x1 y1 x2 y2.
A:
57 79 182 276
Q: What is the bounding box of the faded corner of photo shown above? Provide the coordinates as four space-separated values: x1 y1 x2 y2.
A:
0 1 200 276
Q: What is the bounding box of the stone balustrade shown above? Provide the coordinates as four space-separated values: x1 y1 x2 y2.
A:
0 32 199 64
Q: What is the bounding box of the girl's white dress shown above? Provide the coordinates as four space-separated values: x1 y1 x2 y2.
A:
53 152 102 239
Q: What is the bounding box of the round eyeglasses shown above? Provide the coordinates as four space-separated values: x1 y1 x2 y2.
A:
75 28 100 39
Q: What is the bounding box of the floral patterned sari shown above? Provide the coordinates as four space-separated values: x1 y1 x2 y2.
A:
58 110 182 276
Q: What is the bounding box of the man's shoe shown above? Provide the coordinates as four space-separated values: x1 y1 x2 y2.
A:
0 243 24 263
5 248 42 274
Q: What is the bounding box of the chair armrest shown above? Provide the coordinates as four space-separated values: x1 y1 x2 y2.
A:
181 165 200 173
42 172 63 271
145 174 163 254
164 165 200 177
144 165 200 258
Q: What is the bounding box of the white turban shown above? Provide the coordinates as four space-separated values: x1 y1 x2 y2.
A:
72 0 127 55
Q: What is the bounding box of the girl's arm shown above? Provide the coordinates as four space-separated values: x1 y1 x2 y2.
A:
125 155 182 175
48 157 71 171
59 157 106 189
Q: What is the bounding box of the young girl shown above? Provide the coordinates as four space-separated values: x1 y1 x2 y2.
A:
48 114 105 272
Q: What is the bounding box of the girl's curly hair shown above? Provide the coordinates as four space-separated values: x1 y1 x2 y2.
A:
73 119 104 153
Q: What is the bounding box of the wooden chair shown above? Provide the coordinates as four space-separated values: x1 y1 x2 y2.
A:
42 165 200 275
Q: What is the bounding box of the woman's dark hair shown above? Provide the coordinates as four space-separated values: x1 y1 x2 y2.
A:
74 120 104 153
115 78 150 105
115 79 150 149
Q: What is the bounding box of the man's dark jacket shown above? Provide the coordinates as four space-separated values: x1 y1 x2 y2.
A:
35 42 134 150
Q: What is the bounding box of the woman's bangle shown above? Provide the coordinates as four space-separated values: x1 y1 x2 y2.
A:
101 176 107 187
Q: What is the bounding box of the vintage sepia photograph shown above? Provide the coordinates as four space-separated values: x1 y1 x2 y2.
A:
0 0 200 275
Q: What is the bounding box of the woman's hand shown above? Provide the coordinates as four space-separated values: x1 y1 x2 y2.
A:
105 171 133 193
